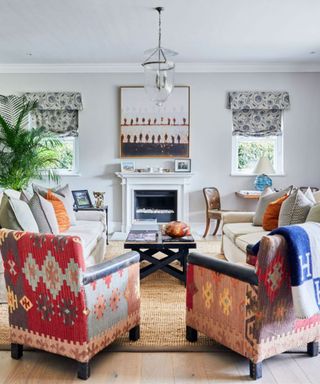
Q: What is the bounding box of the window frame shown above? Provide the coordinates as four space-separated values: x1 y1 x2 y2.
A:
54 136 80 176
231 134 284 176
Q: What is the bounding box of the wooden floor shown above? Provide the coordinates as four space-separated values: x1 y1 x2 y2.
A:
0 350 319 383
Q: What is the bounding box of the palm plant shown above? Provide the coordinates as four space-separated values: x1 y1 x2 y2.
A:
0 95 61 191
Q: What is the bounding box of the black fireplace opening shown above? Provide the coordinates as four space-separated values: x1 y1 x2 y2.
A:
134 190 177 223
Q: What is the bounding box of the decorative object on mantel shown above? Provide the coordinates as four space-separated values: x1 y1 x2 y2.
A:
175 158 191 172
121 160 135 172
164 221 191 238
24 92 83 137
120 86 190 158
253 156 275 191
141 7 178 106
93 191 105 208
227 91 290 137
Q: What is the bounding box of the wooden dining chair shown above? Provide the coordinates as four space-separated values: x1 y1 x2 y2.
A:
203 187 226 237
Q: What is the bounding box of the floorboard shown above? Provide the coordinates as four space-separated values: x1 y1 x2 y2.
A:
0 351 319 383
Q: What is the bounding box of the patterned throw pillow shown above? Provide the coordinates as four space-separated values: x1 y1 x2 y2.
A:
278 189 314 226
46 190 71 232
0 193 39 232
262 194 289 231
253 186 293 226
32 183 76 225
29 192 59 234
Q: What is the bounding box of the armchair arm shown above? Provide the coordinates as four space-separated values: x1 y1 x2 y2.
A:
83 251 140 285
222 211 255 225
75 210 106 223
188 252 258 285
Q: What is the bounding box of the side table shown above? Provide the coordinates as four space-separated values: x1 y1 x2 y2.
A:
73 205 109 244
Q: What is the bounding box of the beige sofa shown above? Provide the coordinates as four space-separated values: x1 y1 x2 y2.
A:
222 211 268 263
0 193 106 275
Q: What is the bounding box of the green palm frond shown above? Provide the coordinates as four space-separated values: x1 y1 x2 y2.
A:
0 95 61 191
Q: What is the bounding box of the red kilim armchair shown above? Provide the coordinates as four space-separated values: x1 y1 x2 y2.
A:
186 235 320 380
0 229 140 380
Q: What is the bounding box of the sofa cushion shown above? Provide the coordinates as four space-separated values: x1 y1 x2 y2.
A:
313 190 320 204
46 190 71 232
262 194 288 231
306 204 320 223
235 232 269 253
33 183 76 225
64 220 104 260
223 222 266 242
0 193 39 232
279 189 314 226
29 193 59 234
253 186 293 226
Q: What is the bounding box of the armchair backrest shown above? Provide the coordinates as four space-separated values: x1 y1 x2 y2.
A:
0 229 88 344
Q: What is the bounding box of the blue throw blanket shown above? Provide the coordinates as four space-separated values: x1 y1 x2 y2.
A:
252 222 320 318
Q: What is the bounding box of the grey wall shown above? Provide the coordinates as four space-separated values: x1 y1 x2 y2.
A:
1 72 319 231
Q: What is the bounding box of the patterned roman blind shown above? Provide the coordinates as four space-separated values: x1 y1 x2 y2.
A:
227 91 290 137
24 92 83 137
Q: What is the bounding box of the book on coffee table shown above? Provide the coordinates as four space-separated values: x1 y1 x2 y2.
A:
161 234 194 242
126 230 158 242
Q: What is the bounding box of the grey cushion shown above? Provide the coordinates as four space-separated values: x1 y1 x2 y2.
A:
0 193 39 232
306 204 320 223
253 186 293 226
29 193 59 234
279 189 314 226
32 183 76 225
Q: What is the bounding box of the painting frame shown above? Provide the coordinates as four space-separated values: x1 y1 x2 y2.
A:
174 158 191 173
121 160 135 172
120 85 190 158
72 190 93 208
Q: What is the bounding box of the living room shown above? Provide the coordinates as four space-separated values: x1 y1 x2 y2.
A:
0 0 320 382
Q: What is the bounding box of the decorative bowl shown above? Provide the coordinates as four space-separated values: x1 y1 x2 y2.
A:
164 221 191 238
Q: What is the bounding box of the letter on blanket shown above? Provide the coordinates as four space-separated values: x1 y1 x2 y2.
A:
298 252 312 282
314 279 320 307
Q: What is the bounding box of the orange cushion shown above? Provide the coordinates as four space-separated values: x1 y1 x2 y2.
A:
262 194 288 231
46 190 71 232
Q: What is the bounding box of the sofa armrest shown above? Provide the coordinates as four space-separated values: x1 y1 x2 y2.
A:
82 251 140 285
188 252 258 285
222 211 255 225
75 210 106 223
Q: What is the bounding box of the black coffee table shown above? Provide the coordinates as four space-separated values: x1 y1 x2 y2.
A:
124 229 197 283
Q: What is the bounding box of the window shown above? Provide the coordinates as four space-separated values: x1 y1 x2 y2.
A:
51 137 79 175
232 135 283 175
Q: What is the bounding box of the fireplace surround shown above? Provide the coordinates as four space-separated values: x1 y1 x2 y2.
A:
115 172 193 232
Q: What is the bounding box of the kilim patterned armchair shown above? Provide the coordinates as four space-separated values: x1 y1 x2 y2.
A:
0 229 140 380
186 234 320 380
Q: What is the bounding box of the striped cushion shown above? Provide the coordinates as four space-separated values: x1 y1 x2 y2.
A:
279 189 314 226
46 190 71 232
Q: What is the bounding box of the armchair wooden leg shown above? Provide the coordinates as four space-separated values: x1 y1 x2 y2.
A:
77 362 90 380
186 326 198 342
307 341 319 357
11 343 23 360
212 219 221 236
203 217 210 238
129 325 140 341
249 361 262 380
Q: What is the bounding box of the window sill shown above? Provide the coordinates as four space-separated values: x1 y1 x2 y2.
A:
230 173 286 177
58 172 81 177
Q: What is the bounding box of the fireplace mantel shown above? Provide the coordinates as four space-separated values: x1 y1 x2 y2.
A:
115 172 193 232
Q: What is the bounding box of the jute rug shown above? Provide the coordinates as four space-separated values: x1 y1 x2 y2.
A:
0 239 225 352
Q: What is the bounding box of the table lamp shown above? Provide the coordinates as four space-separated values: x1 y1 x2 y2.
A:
253 156 275 191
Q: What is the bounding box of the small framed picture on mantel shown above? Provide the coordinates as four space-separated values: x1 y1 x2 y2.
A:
175 159 191 172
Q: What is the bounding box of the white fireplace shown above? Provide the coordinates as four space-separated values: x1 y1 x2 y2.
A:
115 172 193 233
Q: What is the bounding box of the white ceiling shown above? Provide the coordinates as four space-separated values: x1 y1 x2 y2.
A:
1 0 320 69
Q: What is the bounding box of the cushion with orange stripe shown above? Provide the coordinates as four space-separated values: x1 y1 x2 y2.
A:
46 190 71 232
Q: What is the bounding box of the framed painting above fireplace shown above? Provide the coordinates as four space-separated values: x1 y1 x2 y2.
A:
120 86 190 158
